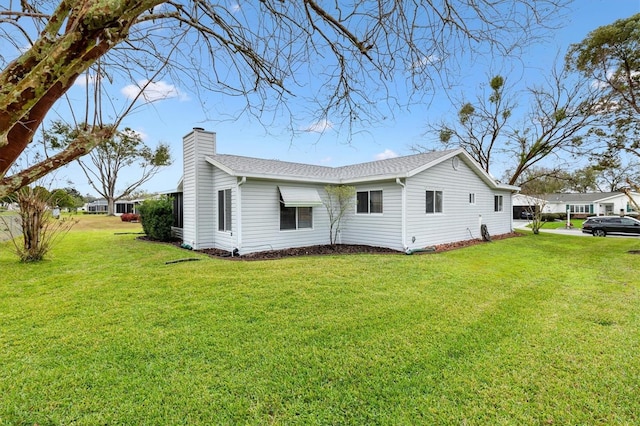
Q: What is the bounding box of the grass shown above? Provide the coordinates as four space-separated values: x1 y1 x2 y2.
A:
528 218 584 229
1 216 640 424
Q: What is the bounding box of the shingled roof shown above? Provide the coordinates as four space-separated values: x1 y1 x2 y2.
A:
207 149 467 183
546 192 630 203
198 145 519 191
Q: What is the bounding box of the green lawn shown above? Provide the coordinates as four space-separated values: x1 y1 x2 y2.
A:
538 218 584 229
1 217 639 424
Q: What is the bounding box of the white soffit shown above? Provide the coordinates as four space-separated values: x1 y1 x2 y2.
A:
278 186 323 207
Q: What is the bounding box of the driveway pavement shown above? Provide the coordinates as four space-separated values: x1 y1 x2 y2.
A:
513 220 640 238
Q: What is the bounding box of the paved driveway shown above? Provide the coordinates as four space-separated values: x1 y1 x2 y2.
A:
513 220 640 238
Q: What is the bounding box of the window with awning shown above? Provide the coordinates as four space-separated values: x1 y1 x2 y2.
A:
279 186 319 230
278 186 323 207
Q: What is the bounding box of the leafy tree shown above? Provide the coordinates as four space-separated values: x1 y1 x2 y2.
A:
593 158 640 192
45 123 170 215
517 167 571 195
0 0 569 198
324 185 356 245
567 13 640 193
50 187 85 211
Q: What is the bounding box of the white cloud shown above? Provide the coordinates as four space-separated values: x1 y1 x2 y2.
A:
130 128 148 141
375 149 399 160
229 3 240 13
303 118 333 133
121 80 189 102
410 55 440 71
74 73 99 87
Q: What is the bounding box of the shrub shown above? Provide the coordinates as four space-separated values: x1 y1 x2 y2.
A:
138 197 173 241
120 213 140 222
1 186 77 262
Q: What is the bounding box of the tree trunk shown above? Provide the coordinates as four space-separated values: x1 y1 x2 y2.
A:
0 1 162 196
107 198 116 216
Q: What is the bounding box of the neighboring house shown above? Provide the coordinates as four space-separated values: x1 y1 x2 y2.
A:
513 192 640 218
85 199 141 215
170 128 520 255
544 192 640 217
512 194 546 218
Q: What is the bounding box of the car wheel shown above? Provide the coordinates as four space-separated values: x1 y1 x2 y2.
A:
593 229 606 237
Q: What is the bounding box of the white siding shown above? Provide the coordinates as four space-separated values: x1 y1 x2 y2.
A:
405 155 513 249
182 129 216 249
340 181 404 251
212 169 237 252
239 180 331 254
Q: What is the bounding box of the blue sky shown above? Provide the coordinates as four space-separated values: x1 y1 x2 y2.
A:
30 1 640 196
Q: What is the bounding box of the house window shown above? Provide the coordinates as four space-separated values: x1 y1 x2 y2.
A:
569 204 590 214
218 189 232 231
426 190 443 214
469 193 476 205
356 190 383 214
494 195 503 212
280 200 313 230
172 192 183 228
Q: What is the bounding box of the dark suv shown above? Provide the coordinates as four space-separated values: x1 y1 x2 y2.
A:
582 216 640 237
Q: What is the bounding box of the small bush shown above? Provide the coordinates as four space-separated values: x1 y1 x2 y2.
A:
120 213 140 222
138 197 173 241
541 213 567 222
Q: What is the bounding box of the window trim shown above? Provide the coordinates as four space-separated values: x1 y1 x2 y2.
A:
494 195 504 212
280 195 313 230
218 188 232 232
356 190 383 214
426 190 443 214
569 204 590 214
469 193 476 205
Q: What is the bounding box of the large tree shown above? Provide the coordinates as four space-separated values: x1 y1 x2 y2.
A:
419 64 604 186
0 0 569 198
566 13 640 190
46 123 170 215
428 75 515 174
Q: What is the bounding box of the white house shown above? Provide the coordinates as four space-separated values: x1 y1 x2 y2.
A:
84 199 142 215
514 192 640 218
171 128 519 255
545 192 640 217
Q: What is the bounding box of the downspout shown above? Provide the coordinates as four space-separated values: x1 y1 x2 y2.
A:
236 176 246 254
395 177 407 251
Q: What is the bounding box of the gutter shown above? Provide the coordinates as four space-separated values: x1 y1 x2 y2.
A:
236 176 246 254
396 177 407 251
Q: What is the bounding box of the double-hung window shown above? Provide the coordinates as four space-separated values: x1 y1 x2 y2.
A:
426 190 443 214
356 190 383 214
494 195 503 212
218 189 232 231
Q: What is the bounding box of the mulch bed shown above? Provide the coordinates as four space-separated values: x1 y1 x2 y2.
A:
138 233 521 261
188 232 522 261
